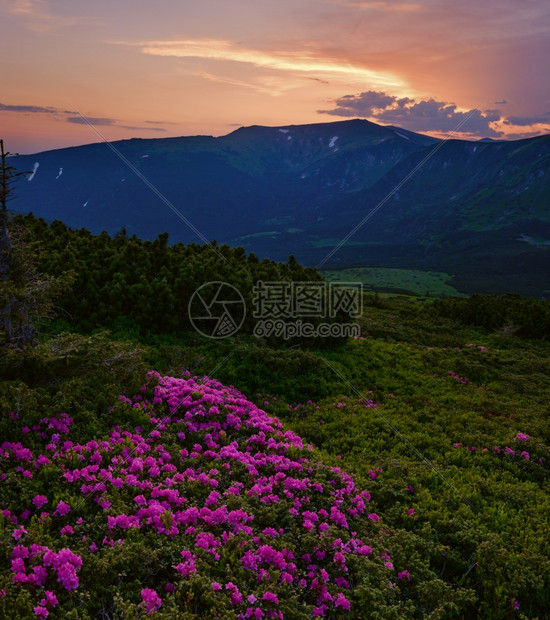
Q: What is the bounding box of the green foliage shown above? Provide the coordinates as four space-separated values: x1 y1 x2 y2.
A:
0 332 148 442
0 221 549 617
143 337 343 402
322 267 467 298
263 307 550 619
12 213 345 347
1 146 74 349
431 293 550 340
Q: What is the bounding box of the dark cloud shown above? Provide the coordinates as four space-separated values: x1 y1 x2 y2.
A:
306 77 330 85
0 103 166 133
121 125 166 132
504 115 550 126
494 100 508 105
319 90 399 116
0 102 59 114
66 116 117 126
319 90 503 137
67 116 166 132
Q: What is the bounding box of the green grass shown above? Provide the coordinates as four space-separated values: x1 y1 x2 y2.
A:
2 293 548 617
322 267 468 298
140 296 550 617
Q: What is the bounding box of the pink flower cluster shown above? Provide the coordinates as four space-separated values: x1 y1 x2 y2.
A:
447 370 472 385
33 590 58 617
454 431 545 465
141 588 162 614
11 544 82 591
284 394 379 414
2 371 412 616
466 343 488 352
20 413 73 444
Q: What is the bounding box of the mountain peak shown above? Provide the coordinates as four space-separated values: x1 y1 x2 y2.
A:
228 118 388 137
8 118 550 297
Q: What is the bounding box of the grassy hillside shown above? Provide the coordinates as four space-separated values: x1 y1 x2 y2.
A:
1 298 548 617
1 221 549 618
321 268 468 298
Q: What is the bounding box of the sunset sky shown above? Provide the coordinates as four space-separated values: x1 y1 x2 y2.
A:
1 0 549 154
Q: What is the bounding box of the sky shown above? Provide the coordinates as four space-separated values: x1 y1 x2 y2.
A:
1 0 549 154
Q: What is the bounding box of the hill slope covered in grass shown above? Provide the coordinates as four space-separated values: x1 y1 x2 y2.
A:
0 365 479 618
1 221 549 618
1 301 549 617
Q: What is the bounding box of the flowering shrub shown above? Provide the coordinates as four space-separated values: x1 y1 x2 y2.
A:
0 371 474 618
453 431 548 467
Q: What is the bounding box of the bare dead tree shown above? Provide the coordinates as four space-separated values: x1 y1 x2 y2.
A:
0 139 74 348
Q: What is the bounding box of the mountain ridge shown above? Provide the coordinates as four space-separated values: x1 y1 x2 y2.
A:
8 118 550 297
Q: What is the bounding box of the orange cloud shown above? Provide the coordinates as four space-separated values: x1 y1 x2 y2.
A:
9 0 46 16
191 71 303 96
344 1 423 12
9 0 93 31
134 39 408 91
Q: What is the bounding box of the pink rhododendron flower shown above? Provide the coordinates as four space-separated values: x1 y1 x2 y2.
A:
41 591 58 608
335 593 350 610
141 588 162 614
53 501 71 517
12 526 27 540
57 562 79 590
32 495 48 509
261 591 278 605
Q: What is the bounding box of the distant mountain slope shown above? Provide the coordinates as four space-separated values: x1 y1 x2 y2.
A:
9 119 550 297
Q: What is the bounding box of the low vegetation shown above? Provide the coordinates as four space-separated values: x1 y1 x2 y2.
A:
321 268 467 299
0 217 548 618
